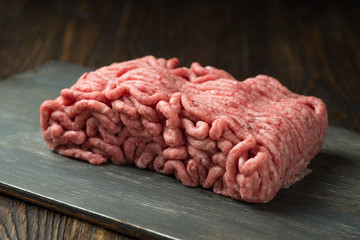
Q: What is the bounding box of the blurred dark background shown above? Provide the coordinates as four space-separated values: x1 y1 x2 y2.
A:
0 1 359 238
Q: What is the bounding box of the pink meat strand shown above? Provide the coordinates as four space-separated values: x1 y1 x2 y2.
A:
40 56 328 203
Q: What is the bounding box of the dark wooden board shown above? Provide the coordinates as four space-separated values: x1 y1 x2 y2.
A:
0 62 359 240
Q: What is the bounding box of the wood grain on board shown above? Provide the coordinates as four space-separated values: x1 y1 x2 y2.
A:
0 62 359 239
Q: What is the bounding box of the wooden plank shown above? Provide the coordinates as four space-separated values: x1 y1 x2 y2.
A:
0 62 359 240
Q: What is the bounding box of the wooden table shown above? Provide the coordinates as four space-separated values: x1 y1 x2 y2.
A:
0 0 359 239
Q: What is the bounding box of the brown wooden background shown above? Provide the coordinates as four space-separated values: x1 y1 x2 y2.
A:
0 0 359 239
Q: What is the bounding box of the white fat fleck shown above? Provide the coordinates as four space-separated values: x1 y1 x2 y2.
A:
94 71 112 82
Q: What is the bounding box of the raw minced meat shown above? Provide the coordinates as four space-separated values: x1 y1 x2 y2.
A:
40 56 328 203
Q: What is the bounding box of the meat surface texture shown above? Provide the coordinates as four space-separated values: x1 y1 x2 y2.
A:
40 56 328 203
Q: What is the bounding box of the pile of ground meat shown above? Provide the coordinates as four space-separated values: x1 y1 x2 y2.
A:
40 56 328 203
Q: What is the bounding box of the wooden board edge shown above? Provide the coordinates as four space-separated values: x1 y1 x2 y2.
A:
0 183 176 240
